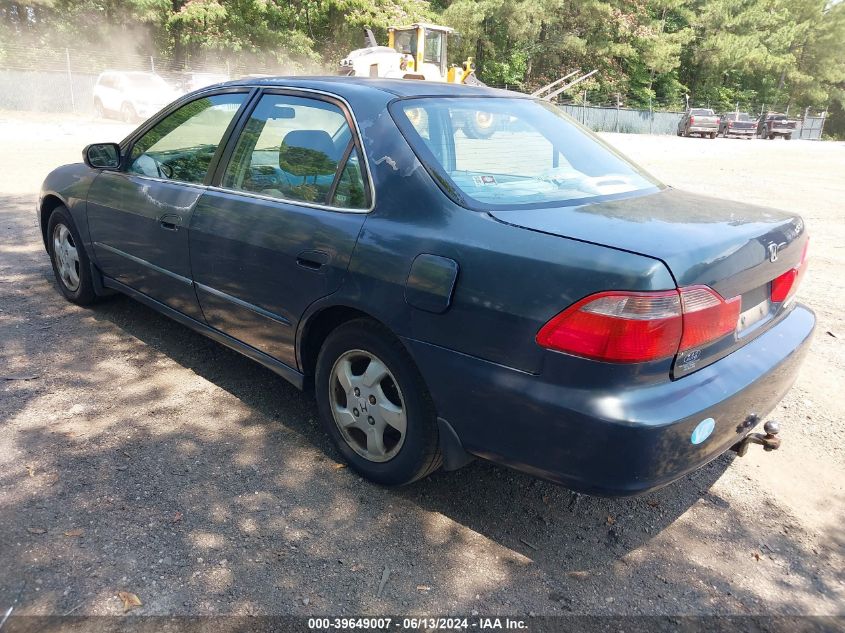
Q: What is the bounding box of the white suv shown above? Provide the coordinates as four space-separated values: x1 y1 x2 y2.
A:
93 71 182 122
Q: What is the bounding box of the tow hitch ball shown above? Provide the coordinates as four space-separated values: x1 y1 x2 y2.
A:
732 420 781 457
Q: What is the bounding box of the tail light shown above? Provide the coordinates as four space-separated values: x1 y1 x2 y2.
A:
690 116 695 124
771 239 809 303
536 286 740 363
678 286 741 350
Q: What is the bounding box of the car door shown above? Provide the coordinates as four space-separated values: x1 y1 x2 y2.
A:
87 91 251 319
107 74 126 113
189 90 371 368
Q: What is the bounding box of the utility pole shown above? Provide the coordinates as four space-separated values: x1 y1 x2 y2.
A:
65 48 75 114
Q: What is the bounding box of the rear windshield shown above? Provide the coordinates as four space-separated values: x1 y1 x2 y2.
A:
392 97 659 208
690 108 714 116
726 113 751 121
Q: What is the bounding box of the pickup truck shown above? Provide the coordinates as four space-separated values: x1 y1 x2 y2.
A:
677 108 719 139
756 113 798 140
719 112 756 138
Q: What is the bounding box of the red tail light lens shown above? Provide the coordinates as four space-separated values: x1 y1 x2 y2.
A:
535 291 682 362
536 286 740 363
690 116 695 124
771 239 809 303
678 286 741 351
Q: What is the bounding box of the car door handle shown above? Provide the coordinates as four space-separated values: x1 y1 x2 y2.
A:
158 213 181 231
296 250 331 271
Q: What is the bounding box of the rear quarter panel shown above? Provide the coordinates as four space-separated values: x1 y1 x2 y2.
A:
310 95 677 375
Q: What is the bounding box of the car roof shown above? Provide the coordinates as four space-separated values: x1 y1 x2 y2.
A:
222 75 520 99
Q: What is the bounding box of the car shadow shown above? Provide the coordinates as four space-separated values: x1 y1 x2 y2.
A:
83 293 731 575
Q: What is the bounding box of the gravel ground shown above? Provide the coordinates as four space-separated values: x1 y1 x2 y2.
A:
1 111 843 619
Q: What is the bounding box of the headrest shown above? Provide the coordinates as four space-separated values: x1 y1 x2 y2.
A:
279 129 339 177
281 130 337 160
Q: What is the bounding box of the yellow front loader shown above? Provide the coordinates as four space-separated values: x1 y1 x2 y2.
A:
339 23 479 85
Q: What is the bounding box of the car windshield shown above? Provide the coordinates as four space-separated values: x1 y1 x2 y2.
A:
728 113 751 121
393 97 659 208
126 74 171 91
690 108 714 116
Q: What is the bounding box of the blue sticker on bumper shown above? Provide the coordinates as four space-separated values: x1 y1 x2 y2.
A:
691 417 716 445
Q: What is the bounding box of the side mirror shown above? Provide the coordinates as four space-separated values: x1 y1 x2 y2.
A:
83 143 121 169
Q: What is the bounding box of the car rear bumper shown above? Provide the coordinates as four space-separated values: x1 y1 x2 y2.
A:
725 128 755 135
405 303 815 496
688 126 718 133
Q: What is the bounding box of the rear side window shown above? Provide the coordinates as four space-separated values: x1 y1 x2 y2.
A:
221 94 369 209
128 94 247 184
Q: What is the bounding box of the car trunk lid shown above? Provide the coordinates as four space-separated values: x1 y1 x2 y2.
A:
488 188 808 377
691 114 719 126
728 120 755 130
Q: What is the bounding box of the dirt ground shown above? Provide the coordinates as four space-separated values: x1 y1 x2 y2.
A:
1 111 843 619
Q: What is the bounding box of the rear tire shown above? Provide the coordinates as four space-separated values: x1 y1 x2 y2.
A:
93 99 105 118
315 319 441 486
710 132 717 139
785 133 792 140
46 206 99 306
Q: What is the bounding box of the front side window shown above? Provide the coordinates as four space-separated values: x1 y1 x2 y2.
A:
394 97 659 208
222 94 368 209
128 93 247 184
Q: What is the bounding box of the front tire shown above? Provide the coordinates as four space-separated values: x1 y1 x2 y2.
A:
315 319 441 486
463 111 496 140
47 206 99 306
93 98 105 118
121 102 137 123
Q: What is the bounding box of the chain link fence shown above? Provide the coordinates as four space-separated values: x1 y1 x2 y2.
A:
0 43 302 115
0 44 829 138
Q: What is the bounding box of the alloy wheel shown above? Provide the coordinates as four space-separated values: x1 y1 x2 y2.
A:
329 349 407 462
52 223 80 292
